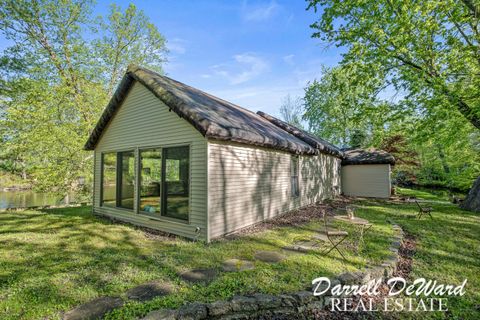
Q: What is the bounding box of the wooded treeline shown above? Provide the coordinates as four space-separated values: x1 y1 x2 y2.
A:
1 0 479 200
310 0 480 193
0 0 167 197
280 0 480 193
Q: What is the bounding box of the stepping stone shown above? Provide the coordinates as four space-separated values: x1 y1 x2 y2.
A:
284 240 319 253
254 250 286 263
63 296 124 320
179 268 217 284
126 281 174 302
222 259 255 272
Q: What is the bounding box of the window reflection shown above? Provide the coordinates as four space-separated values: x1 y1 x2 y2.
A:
101 153 116 207
140 149 162 214
119 151 135 209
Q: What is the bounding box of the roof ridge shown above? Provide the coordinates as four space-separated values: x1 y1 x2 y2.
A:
256 111 344 158
129 65 281 130
85 65 318 155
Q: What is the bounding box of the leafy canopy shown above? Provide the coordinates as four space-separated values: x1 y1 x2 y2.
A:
0 0 167 196
308 0 480 131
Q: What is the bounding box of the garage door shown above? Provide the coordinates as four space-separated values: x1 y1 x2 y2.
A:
341 164 391 198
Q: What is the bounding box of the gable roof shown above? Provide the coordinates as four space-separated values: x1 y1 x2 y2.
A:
342 148 396 165
256 111 344 158
84 65 316 154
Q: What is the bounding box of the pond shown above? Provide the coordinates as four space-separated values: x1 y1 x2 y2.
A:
0 190 76 209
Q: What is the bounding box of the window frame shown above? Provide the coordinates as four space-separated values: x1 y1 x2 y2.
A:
117 150 136 210
291 155 300 198
137 143 192 224
100 152 117 207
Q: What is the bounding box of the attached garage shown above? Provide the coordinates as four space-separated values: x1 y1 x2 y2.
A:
341 148 395 198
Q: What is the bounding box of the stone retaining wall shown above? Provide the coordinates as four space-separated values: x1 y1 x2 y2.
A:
141 223 404 320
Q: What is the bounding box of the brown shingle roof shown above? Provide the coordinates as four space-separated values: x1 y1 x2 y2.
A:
84 65 317 154
342 148 396 165
256 111 343 158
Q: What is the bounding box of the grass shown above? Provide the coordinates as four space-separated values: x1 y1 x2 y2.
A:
0 205 393 320
0 188 478 319
355 189 480 319
396 186 464 202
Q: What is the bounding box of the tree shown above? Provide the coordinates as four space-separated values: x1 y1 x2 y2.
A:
307 0 480 208
303 64 392 147
279 94 305 129
307 0 480 130
350 129 367 149
0 0 167 196
93 3 167 95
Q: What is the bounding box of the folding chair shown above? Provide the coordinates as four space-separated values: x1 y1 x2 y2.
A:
313 212 349 261
415 200 433 219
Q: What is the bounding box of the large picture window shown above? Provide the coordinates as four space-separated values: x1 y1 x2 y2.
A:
139 146 190 221
101 153 117 207
101 146 190 221
118 151 135 209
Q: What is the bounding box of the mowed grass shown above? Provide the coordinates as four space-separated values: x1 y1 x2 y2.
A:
395 186 464 202
0 205 394 320
355 189 480 319
1 188 478 319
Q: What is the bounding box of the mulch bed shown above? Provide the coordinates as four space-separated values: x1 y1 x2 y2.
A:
222 197 354 239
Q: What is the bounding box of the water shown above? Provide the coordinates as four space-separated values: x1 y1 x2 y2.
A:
0 190 75 209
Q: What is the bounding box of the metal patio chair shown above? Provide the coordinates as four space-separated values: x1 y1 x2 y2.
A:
313 211 349 261
415 200 433 219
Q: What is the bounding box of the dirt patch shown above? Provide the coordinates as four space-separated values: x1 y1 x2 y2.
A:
396 233 416 278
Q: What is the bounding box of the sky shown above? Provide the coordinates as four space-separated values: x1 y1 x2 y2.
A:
92 0 344 117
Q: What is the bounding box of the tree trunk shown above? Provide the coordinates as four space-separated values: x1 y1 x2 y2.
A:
461 176 480 212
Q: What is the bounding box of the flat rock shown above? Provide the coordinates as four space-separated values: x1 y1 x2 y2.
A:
254 250 286 263
288 240 319 252
222 259 255 272
63 296 124 320
179 268 218 284
126 281 173 302
177 302 208 319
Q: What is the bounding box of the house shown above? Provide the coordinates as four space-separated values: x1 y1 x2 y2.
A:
341 148 395 198
84 65 393 242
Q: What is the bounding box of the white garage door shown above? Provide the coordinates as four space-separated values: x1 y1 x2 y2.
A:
341 164 391 198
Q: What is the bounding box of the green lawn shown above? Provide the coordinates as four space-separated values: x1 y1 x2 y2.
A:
395 186 464 202
0 188 478 319
0 205 392 319
356 189 480 319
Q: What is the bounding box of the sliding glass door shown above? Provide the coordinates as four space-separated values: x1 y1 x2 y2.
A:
118 151 135 209
101 153 117 207
139 149 162 214
102 146 190 221
163 146 190 221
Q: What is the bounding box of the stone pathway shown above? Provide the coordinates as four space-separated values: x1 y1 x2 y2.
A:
126 281 174 302
63 296 124 320
222 258 255 272
254 250 286 263
179 268 218 284
64 251 287 319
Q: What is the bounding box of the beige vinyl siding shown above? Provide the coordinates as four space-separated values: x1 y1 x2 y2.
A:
93 81 208 241
341 164 391 198
207 141 341 239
